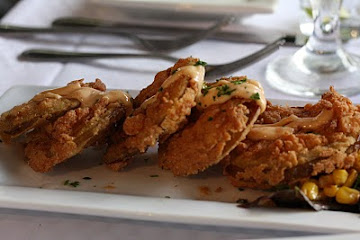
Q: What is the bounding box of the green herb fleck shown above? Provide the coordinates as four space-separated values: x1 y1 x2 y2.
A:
208 117 213 121
216 84 235 97
250 92 260 100
64 180 80 187
164 196 171 198
171 69 178 75
232 79 247 85
82 177 92 180
202 83 213 96
69 181 80 187
150 174 159 178
194 60 207 66
159 87 163 92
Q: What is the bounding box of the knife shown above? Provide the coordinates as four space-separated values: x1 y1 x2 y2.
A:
0 17 300 47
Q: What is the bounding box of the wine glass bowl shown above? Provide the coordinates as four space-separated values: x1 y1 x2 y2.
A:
266 0 360 97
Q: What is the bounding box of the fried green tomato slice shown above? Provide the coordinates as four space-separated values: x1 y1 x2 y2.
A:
0 79 106 143
158 77 265 176
104 57 205 171
224 87 360 189
25 91 131 172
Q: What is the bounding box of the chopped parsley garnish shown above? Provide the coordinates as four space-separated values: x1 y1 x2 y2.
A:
150 174 159 177
70 181 80 187
202 83 213 96
171 69 178 75
194 60 207 66
82 177 92 180
216 84 235 97
232 79 247 85
250 92 260 100
208 117 213 121
64 180 80 187
159 87 163 92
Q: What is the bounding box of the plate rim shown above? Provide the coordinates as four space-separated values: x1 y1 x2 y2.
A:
90 0 278 14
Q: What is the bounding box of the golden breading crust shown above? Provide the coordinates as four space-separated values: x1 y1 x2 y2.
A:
158 99 260 176
0 79 105 143
133 57 199 108
224 87 360 189
25 97 127 172
104 57 205 171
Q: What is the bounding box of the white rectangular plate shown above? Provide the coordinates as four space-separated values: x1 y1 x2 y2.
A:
0 85 359 234
91 0 278 16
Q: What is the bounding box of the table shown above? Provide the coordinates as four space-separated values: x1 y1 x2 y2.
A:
1 0 360 239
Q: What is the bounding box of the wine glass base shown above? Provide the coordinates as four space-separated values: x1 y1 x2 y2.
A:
266 51 360 98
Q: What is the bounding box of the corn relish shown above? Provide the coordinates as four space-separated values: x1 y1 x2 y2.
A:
300 168 360 205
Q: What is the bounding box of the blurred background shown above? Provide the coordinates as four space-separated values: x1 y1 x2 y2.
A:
0 0 18 18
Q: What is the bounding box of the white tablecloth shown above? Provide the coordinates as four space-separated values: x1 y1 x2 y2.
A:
1 0 360 239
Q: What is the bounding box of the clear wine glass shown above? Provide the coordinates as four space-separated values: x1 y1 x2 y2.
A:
266 0 360 97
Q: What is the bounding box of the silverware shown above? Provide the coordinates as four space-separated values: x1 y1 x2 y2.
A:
19 50 179 62
53 17 299 46
204 37 285 80
20 37 285 80
0 16 233 52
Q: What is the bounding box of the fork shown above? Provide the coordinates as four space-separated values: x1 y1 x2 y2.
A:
0 16 233 52
19 37 286 80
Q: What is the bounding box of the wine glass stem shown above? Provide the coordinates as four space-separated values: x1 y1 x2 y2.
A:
306 0 342 54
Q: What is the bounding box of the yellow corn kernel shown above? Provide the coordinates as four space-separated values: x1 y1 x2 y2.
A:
344 169 358 187
301 182 319 200
319 175 334 188
332 169 348 186
335 186 360 205
323 185 339 198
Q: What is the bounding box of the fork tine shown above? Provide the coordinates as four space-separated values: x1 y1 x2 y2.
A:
204 37 286 81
